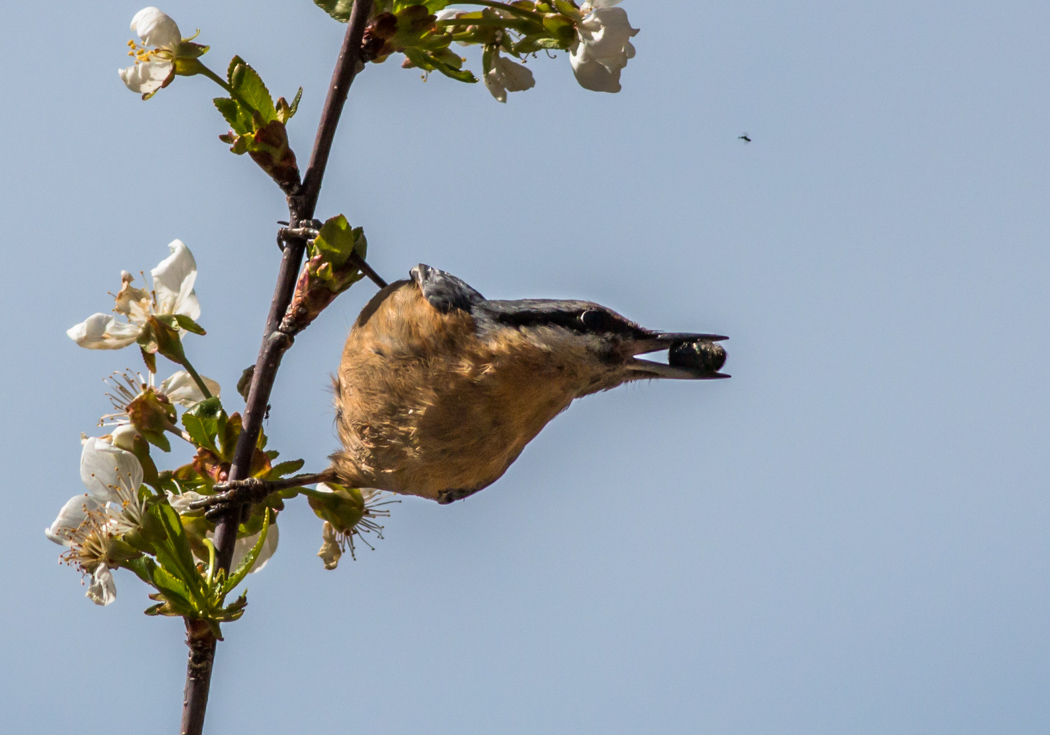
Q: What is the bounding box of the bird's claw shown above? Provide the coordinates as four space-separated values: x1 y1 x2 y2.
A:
188 477 274 521
276 219 323 251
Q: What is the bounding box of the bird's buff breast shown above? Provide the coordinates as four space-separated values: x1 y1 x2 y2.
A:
330 286 588 499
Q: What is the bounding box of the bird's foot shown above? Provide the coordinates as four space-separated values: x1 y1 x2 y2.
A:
189 477 276 521
276 219 323 251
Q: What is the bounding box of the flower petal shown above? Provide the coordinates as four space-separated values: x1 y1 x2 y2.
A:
151 240 200 320
483 73 508 103
159 371 220 407
130 7 182 48
67 313 142 349
45 494 104 546
80 437 144 505
318 521 342 570
571 54 623 93
484 54 535 102
108 424 139 452
119 60 174 95
231 523 280 574
165 490 206 514
86 563 117 606
571 6 638 93
496 56 535 93
580 8 638 60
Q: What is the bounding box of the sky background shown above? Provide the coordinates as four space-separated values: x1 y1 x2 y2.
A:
2 1 1049 732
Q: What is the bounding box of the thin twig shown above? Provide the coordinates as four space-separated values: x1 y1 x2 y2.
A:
179 3 375 734
350 251 389 288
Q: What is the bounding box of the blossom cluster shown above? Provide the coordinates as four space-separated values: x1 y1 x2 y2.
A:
372 0 640 102
48 242 264 608
120 3 640 107
49 239 388 611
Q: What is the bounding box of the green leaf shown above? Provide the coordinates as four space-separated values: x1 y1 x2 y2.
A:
151 565 198 617
182 397 226 454
171 463 210 494
553 0 579 17
174 314 207 335
139 347 157 374
312 215 359 268
392 0 448 11
431 58 477 83
141 428 172 453
124 555 159 586
227 56 276 123
269 459 306 479
217 590 249 621
276 88 303 123
404 47 477 83
313 0 354 23
218 411 243 460
147 502 207 606
542 13 575 43
213 96 253 135
126 555 196 617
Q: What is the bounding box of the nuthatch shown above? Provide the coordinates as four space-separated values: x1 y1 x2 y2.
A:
197 264 728 515
326 264 729 504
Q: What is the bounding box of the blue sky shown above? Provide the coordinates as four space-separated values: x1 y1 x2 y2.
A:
3 1 1048 733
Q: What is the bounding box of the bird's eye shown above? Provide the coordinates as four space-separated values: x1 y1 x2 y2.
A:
580 309 612 331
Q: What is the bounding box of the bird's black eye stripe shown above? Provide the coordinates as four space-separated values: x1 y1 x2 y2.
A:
580 309 614 331
490 308 584 331
481 300 648 338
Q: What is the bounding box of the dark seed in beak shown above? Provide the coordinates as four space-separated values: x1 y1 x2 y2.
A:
668 340 727 375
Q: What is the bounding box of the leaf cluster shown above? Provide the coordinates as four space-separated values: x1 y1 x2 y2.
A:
283 215 370 333
318 2 584 86
126 503 272 638
215 57 304 191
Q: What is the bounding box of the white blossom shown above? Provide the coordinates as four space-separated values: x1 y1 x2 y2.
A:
484 51 535 103
119 8 186 97
310 483 392 568
46 434 149 605
570 0 639 93
67 240 200 350
86 563 118 606
159 371 220 407
318 521 342 570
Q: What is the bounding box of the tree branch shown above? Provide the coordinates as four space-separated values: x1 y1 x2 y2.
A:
180 3 375 733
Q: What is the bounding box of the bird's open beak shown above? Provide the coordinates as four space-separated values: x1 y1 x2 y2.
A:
628 337 730 380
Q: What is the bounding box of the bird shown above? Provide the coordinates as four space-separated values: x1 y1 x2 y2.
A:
738 133 752 143
198 264 729 514
325 264 729 504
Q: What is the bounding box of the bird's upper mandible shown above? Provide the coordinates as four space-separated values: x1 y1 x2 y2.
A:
329 264 728 504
